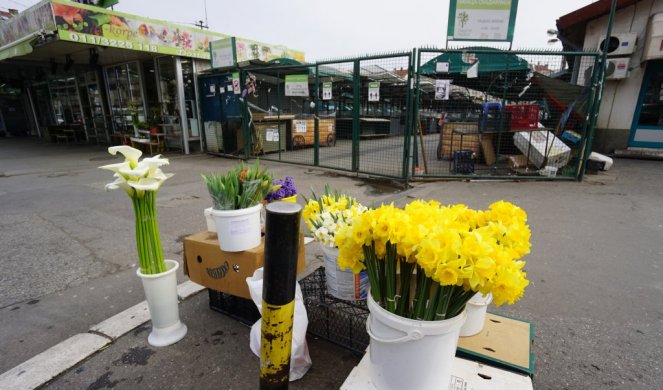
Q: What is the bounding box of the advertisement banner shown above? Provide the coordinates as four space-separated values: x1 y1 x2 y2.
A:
0 1 56 48
447 0 519 42
285 74 309 97
51 0 229 59
235 37 305 64
210 37 236 69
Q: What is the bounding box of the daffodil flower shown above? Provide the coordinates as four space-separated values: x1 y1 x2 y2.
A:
99 146 173 275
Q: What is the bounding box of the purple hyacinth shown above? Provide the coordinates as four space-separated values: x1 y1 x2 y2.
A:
266 176 297 202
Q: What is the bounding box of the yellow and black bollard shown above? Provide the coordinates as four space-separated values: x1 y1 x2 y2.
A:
259 202 302 390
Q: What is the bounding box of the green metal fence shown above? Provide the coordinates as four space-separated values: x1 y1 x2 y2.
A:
239 52 414 180
210 47 600 181
413 47 600 180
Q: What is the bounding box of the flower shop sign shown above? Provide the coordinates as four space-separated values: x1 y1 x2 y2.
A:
447 0 519 42
51 0 229 59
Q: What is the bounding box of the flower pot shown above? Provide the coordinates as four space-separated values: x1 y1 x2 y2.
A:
203 207 216 233
136 259 187 347
150 127 158 135
366 293 466 390
281 194 297 203
320 245 368 300
210 203 262 252
459 292 493 337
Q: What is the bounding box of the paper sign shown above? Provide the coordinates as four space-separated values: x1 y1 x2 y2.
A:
436 62 450 73
210 37 235 69
226 85 233 92
285 74 310 97
322 82 332 100
294 120 307 133
265 128 280 142
467 62 479 78
368 82 380 102
435 80 451 100
232 72 241 94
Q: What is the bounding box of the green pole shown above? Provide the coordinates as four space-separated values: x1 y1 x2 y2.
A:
580 0 617 181
352 60 361 172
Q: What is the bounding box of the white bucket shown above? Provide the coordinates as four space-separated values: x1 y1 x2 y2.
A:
321 245 368 300
203 207 216 232
366 293 466 390
459 293 493 337
210 203 262 252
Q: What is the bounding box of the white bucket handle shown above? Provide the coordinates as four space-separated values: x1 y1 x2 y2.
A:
365 314 424 344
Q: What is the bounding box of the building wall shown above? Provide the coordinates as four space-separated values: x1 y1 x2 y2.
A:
582 0 663 151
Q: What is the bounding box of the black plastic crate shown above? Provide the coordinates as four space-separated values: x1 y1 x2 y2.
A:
452 150 476 174
208 289 261 326
300 267 369 355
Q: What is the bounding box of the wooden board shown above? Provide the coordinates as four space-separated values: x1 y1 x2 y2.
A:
457 312 534 376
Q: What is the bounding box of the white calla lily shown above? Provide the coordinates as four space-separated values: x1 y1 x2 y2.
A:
99 146 172 275
151 169 174 182
98 161 130 174
108 146 142 166
119 164 150 180
128 178 162 192
105 176 133 194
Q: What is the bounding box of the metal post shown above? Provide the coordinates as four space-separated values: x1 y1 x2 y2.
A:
175 57 190 154
259 202 302 390
580 0 617 181
351 60 361 172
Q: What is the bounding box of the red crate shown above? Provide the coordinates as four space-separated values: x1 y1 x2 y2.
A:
506 104 539 130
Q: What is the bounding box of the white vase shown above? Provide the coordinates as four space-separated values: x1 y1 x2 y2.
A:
459 292 493 337
136 259 187 347
320 244 368 300
210 203 262 252
366 293 466 390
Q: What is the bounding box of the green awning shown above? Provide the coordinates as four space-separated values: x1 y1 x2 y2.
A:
419 47 530 75
0 39 34 61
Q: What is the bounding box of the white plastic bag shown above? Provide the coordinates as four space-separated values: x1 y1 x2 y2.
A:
247 268 312 381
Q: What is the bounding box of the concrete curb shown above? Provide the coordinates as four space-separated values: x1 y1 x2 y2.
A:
0 281 207 390
0 333 111 390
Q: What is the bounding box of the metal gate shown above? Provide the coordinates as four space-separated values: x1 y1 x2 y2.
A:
413 47 601 180
202 48 601 181
241 52 414 180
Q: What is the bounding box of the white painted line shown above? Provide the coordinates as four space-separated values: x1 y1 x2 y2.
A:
177 280 206 300
0 333 110 390
89 301 150 340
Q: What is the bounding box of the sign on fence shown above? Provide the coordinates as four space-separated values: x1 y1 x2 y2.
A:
447 0 519 42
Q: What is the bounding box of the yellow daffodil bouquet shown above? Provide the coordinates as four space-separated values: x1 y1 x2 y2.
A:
302 187 368 248
335 200 531 320
99 146 173 275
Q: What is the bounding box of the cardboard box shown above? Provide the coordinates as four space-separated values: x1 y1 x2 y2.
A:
457 312 534 377
183 231 306 299
513 130 571 168
439 122 481 159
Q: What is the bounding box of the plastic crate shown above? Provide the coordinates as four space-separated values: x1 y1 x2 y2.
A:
208 289 261 326
505 104 539 130
452 150 476 174
300 267 369 355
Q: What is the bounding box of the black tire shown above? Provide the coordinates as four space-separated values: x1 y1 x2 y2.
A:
293 135 305 148
326 133 336 146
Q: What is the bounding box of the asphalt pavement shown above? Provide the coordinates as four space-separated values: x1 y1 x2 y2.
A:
0 137 662 389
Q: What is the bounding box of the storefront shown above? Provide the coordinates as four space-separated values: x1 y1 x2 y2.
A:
0 0 302 154
556 0 663 153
